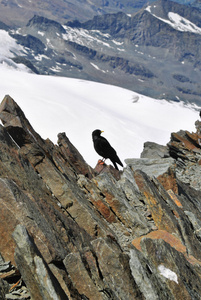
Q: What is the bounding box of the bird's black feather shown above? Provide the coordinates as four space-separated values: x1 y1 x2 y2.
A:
92 129 123 170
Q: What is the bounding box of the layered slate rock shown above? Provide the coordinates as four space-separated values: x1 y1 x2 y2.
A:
0 94 201 299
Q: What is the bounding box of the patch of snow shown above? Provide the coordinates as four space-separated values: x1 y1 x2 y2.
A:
90 62 106 73
168 12 201 34
158 265 178 284
0 30 24 57
90 62 100 70
145 6 152 13
46 38 54 48
16 0 22 8
0 30 30 72
91 30 111 38
38 31 45 36
112 40 124 46
63 27 112 48
50 66 62 72
35 54 51 61
146 8 201 34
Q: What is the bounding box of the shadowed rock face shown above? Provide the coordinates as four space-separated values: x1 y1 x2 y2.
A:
0 94 201 299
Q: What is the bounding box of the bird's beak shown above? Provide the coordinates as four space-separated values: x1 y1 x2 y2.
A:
101 130 104 133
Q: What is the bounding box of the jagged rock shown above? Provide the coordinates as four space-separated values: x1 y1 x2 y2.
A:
93 159 122 180
57 132 94 179
141 238 201 299
0 95 201 299
64 251 104 300
140 141 170 159
91 237 143 299
0 95 45 147
125 157 175 178
168 125 201 190
12 224 67 300
134 169 201 259
125 157 178 193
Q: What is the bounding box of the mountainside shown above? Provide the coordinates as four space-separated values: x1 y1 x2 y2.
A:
0 0 195 27
0 0 154 27
1 95 201 299
2 0 201 104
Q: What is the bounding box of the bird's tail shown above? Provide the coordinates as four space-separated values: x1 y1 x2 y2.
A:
112 161 119 170
116 156 123 168
117 158 123 167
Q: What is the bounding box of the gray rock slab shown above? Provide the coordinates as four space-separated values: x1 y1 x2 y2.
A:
125 157 175 178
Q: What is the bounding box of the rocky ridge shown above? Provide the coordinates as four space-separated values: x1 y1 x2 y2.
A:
0 95 201 299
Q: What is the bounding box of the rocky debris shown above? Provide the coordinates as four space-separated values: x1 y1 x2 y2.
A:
0 94 201 299
0 252 30 300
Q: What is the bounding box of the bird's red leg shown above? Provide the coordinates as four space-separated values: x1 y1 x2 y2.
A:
98 158 105 165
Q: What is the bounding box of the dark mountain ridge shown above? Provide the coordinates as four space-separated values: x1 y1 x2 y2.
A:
27 15 66 34
0 0 197 28
0 0 156 27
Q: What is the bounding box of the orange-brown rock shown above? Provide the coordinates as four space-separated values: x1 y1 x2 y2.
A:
1 95 201 299
157 166 178 194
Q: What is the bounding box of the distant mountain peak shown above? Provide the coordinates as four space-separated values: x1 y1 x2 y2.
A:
27 15 66 34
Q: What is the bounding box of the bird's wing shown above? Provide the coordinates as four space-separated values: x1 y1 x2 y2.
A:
101 138 123 167
94 137 115 157
101 137 114 150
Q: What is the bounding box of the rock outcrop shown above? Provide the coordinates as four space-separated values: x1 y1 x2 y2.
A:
0 94 201 299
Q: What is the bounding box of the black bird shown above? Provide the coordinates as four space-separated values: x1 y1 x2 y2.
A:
92 129 123 170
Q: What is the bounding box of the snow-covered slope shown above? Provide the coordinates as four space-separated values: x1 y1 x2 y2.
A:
146 6 201 34
0 64 199 168
0 29 29 71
